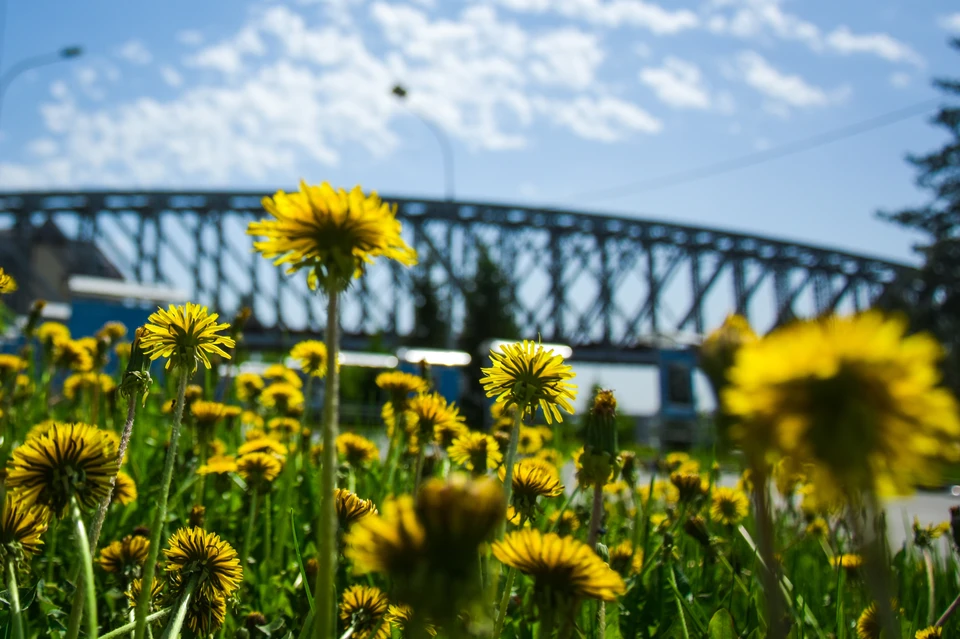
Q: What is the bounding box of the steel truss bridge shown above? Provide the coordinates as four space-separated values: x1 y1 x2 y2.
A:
0 191 914 363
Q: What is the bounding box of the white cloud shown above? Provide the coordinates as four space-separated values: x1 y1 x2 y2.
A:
825 27 924 67
639 56 711 109
117 40 153 65
178 30 204 46
185 26 266 74
707 0 923 66
939 13 960 32
76 67 105 100
889 71 911 89
492 0 698 34
537 96 662 141
529 29 604 90
27 138 58 158
161 66 183 87
754 137 770 151
6 3 660 187
734 51 848 111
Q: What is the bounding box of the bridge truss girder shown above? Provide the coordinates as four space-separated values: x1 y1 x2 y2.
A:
0 191 913 362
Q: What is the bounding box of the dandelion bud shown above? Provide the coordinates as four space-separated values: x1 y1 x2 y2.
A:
189 505 206 528
683 515 711 548
580 389 620 487
119 327 153 407
24 300 46 339
594 542 609 562
245 611 267 630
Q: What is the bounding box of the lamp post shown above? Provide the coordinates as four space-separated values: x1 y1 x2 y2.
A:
0 46 83 134
392 84 455 201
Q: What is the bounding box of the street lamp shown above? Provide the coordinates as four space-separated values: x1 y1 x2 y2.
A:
391 83 455 201
0 45 84 132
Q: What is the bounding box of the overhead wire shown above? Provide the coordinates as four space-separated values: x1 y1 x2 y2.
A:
563 97 940 203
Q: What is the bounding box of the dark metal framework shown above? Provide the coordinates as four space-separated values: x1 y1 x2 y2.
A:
0 191 913 362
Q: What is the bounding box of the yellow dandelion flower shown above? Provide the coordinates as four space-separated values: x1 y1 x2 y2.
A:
856 603 882 639
670 472 707 504
340 585 390 639
650 513 670 530
198 455 238 476
268 416 300 435
518 426 544 455
115 342 132 360
248 181 417 289
0 494 47 562
183 592 227 634
834 553 863 572
125 577 164 610
537 448 562 467
548 509 580 535
492 530 625 605
499 460 564 512
710 487 750 526
236 452 283 485
36 321 70 346
53 339 94 372
376 371 427 398
408 392 465 438
0 267 17 294
448 432 502 472
291 340 336 378
6 422 118 516
806 518 829 538
163 527 242 599
916 627 942 639
259 382 305 414
347 496 425 575
98 535 150 575
0 354 25 380
433 420 468 450
235 373 265 402
609 541 643 576
335 488 378 529
264 363 303 388
191 400 228 430
385 605 437 637
416 474 505 551
663 452 690 472
139 303 235 372
337 433 380 467
97 321 127 342
113 471 138 505
62 372 116 401
725 311 960 497
480 340 577 424
240 410 264 429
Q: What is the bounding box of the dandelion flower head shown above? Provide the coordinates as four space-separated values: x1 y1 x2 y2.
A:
481 340 577 424
140 303 235 372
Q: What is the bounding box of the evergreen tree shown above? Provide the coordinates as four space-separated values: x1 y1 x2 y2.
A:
459 244 520 428
409 269 449 348
879 38 960 390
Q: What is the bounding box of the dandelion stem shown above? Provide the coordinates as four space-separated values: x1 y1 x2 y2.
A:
498 406 524 537
96 607 173 639
89 393 138 554
537 613 555 639
240 490 261 566
587 482 603 548
65 497 99 639
413 442 426 497
7 559 23 639
924 548 936 626
936 591 960 627
312 288 341 639
493 568 516 639
134 368 188 639
159 576 197 639
750 467 786 639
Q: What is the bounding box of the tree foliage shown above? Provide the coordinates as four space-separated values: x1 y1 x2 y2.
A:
879 38 960 391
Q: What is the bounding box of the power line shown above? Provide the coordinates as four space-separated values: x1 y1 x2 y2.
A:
564 97 940 203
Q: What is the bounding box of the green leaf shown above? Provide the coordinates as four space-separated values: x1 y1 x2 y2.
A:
707 609 736 639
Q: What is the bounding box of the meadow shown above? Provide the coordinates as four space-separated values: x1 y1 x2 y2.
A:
0 181 957 639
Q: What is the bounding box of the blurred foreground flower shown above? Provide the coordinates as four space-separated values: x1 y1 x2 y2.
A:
0 267 16 293
725 311 960 497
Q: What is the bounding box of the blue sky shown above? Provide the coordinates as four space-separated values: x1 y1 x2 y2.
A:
1 0 958 267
